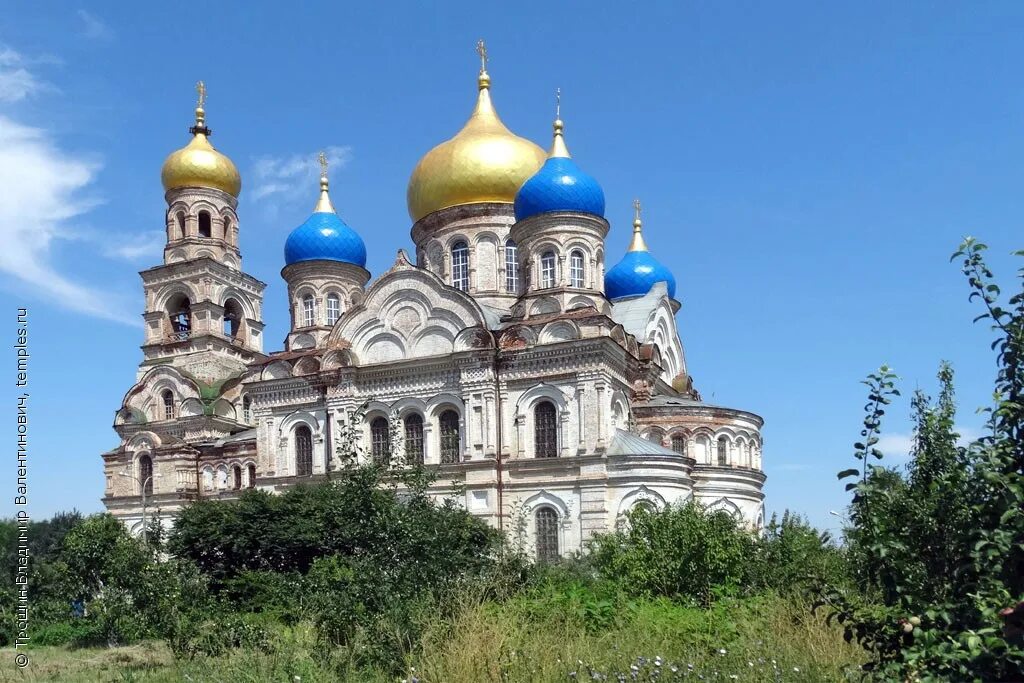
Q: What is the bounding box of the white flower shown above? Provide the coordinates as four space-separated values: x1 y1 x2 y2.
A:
793 667 800 672
718 648 727 655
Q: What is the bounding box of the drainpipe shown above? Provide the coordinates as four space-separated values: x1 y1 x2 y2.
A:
493 347 504 532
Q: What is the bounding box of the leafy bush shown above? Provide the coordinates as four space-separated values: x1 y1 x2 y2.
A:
587 501 758 604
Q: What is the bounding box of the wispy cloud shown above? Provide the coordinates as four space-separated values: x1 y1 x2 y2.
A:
251 146 352 208
0 47 137 325
77 10 113 41
0 47 45 102
104 230 165 262
876 425 984 459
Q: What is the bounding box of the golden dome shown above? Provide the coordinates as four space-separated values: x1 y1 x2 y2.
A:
406 44 545 222
160 82 241 198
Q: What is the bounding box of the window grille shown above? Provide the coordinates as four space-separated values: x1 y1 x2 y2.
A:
371 417 391 464
671 435 687 456
439 410 460 464
535 401 558 458
535 507 559 562
295 425 313 476
404 413 424 465
162 391 175 420
717 437 728 466
139 455 153 495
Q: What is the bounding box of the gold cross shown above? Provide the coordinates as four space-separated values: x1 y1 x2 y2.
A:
476 39 488 73
195 80 206 108
318 151 328 177
555 87 561 119
633 198 642 222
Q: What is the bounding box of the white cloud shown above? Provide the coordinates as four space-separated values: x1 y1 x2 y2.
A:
876 425 984 459
0 47 44 102
251 146 352 205
0 116 138 325
104 230 165 262
77 10 113 41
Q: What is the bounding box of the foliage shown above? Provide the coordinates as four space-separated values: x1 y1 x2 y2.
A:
587 501 757 604
821 238 1024 680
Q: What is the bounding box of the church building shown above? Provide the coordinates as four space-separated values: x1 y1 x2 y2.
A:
102 46 766 559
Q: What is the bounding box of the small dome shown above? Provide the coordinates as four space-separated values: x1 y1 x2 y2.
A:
604 203 676 300
406 54 545 222
284 164 366 267
161 86 240 197
514 116 605 221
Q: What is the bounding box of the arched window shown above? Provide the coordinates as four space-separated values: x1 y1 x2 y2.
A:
162 390 175 420
646 430 662 445
404 413 424 465
569 249 585 288
295 425 313 476
168 295 191 339
535 507 559 562
202 467 214 491
138 455 153 496
671 434 687 456
198 210 212 238
439 410 460 464
223 298 242 338
505 240 518 293
717 436 728 466
451 241 469 291
534 401 558 458
371 417 391 464
223 217 232 243
246 463 256 488
242 396 252 424
540 251 556 288
232 464 242 490
301 294 315 327
326 293 341 326
175 211 186 240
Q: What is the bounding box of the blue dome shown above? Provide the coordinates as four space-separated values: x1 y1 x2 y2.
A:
284 211 367 267
605 250 676 300
514 156 605 221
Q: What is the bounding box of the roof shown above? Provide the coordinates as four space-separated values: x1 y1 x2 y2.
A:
213 428 257 447
607 428 679 456
610 282 669 339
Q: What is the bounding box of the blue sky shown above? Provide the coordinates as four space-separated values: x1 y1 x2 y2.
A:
3 2 1022 533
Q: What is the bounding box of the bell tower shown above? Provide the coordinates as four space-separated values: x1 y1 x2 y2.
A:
138 81 266 381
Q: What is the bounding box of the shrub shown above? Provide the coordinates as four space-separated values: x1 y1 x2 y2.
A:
587 501 757 604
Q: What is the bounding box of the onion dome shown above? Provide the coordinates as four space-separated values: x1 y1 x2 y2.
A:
406 41 545 222
161 81 241 197
514 91 605 221
604 200 676 300
284 153 367 267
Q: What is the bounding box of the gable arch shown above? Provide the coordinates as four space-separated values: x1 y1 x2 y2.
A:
261 360 293 381
616 486 667 517
515 382 569 414
521 489 570 518
538 320 580 344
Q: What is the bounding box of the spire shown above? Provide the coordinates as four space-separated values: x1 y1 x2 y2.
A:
476 38 490 90
549 87 571 159
313 151 336 214
190 80 210 136
628 199 649 252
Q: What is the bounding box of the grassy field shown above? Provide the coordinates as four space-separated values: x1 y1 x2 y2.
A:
1 594 861 682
